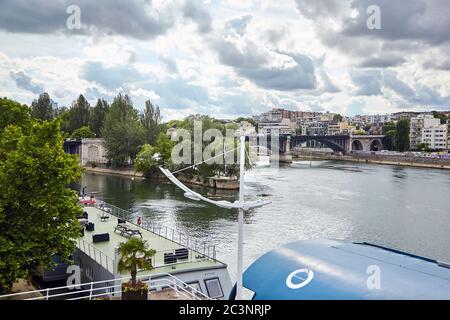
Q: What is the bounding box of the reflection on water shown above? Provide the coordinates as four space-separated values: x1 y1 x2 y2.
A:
81 161 450 281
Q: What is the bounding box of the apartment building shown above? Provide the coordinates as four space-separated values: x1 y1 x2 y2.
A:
448 120 450 151
327 122 357 135
258 118 297 135
410 114 442 150
422 125 448 150
366 114 391 125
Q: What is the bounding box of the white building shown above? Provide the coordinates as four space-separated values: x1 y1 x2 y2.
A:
258 118 296 135
236 121 257 137
80 138 108 165
422 125 448 150
448 120 450 151
367 114 391 125
410 115 441 150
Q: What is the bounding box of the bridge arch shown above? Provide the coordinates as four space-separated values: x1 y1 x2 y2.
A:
291 136 347 153
370 139 383 151
351 140 363 151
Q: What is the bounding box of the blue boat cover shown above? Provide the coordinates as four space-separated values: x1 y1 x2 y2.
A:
242 239 450 300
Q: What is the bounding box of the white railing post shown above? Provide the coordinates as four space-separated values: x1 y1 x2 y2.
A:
173 279 179 298
89 282 93 300
46 288 50 300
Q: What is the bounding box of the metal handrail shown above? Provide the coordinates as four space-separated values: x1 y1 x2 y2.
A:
0 272 212 301
76 236 209 273
96 201 218 262
75 238 115 273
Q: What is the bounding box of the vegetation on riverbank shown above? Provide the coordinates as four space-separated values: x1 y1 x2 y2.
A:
0 98 82 294
135 114 252 180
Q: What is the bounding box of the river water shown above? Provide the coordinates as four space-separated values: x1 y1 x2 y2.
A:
81 161 450 281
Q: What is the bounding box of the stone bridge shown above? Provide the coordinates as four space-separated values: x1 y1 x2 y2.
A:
261 134 385 162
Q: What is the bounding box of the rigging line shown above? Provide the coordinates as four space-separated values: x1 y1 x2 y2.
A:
171 146 240 175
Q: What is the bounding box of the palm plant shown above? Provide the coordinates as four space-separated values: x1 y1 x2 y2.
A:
118 237 156 287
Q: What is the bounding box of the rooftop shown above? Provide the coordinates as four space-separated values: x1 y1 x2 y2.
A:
77 204 226 276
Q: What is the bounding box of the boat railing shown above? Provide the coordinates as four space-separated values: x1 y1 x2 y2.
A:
97 201 218 262
75 238 115 273
0 272 212 301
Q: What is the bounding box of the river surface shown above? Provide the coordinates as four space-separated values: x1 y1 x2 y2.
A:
81 161 450 281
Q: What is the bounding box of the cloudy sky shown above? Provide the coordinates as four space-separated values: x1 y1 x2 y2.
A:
1 0 450 120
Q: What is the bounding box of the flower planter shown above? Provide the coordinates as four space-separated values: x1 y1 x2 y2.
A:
121 282 148 300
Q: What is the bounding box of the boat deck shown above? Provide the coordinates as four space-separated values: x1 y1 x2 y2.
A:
77 206 225 276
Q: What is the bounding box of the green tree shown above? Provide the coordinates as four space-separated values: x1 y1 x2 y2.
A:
55 106 71 137
333 114 343 123
235 117 256 127
117 238 155 287
89 99 109 137
71 126 94 139
102 94 145 167
0 118 82 294
140 100 161 145
432 111 448 124
382 122 396 151
67 95 90 133
353 130 366 135
135 144 159 176
416 143 432 152
395 119 410 152
155 132 175 167
384 130 396 151
0 98 32 134
383 122 396 134
31 92 54 121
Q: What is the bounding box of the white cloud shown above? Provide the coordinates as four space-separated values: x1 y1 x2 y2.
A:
0 0 449 117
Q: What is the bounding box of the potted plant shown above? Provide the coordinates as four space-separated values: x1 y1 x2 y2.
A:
118 237 156 300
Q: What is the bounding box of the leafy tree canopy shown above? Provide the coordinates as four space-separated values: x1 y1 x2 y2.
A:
395 119 410 152
140 100 161 146
333 114 343 123
67 95 90 133
0 116 82 294
0 97 32 134
135 144 159 177
31 92 54 121
118 238 155 287
71 126 94 140
102 94 145 167
89 99 109 137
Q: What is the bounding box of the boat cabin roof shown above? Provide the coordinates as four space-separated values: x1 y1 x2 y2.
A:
241 239 450 300
78 206 225 276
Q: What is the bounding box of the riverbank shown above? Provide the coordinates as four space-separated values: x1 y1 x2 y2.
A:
294 153 450 170
83 166 145 178
83 165 239 190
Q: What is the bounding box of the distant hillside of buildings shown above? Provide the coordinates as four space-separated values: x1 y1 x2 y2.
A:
254 108 450 152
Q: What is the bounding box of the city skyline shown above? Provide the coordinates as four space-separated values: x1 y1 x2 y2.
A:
1 1 450 121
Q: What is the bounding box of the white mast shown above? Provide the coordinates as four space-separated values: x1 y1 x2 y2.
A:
236 135 246 300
